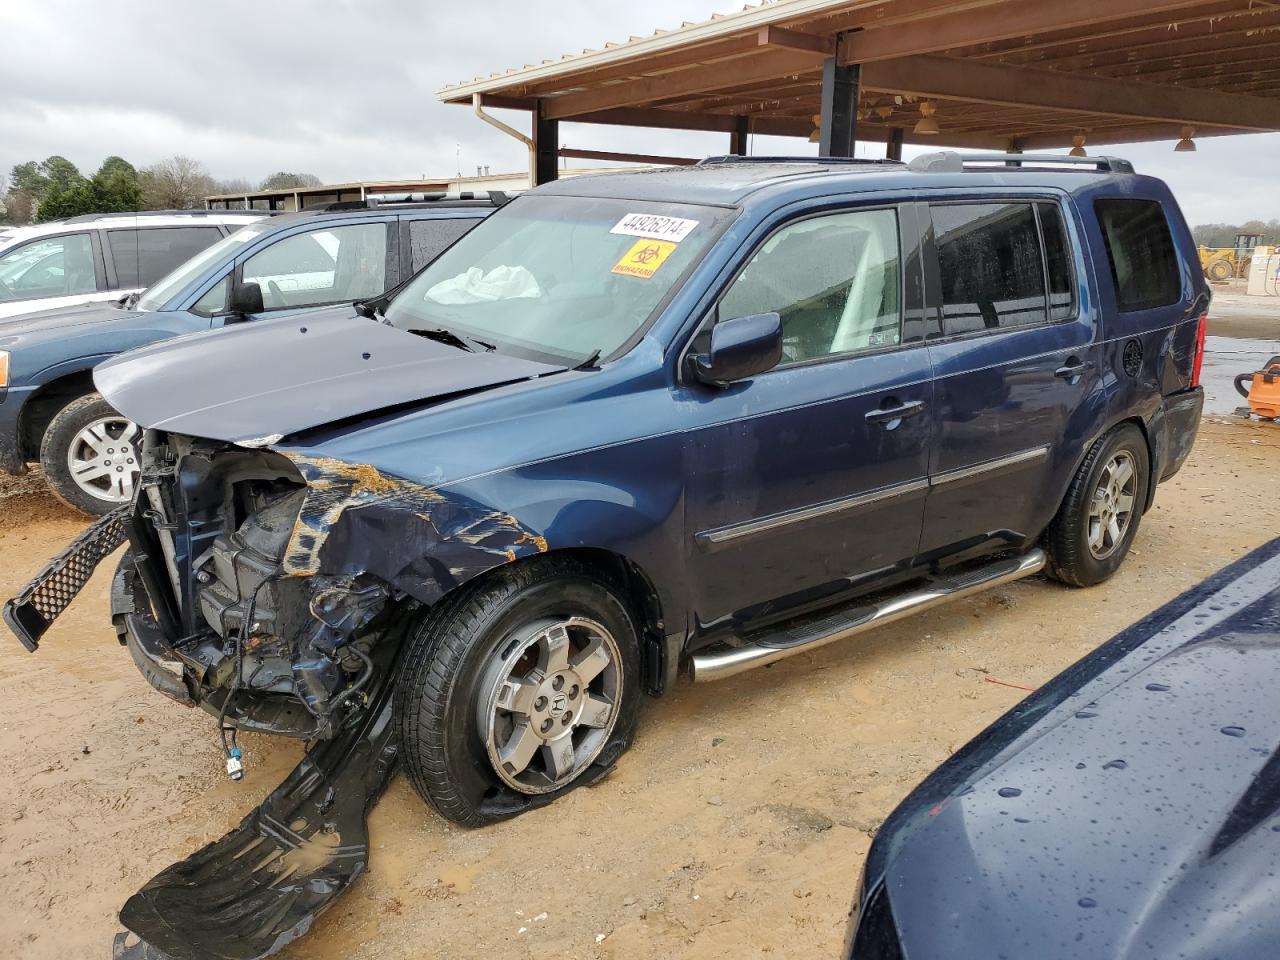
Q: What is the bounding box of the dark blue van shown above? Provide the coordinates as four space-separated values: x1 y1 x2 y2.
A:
0 196 498 513
7 152 1207 959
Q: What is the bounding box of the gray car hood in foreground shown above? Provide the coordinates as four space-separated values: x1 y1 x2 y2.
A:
857 539 1280 960
94 307 564 444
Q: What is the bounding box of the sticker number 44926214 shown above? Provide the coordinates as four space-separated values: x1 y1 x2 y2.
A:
612 239 678 280
610 213 699 243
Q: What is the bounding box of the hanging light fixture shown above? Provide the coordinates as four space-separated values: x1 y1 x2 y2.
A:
1174 126 1197 152
1069 133 1088 157
875 104 894 120
808 113 821 143
914 101 939 135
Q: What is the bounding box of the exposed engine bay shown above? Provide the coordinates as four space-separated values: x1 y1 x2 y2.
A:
128 431 401 742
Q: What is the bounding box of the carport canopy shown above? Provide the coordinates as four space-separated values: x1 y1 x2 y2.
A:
439 0 1280 182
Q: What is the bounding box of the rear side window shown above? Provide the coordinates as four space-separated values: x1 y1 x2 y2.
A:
108 226 225 289
1095 199 1181 312
408 218 479 273
932 202 1047 334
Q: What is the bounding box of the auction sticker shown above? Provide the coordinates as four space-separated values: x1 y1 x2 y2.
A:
610 213 699 243
612 239 678 279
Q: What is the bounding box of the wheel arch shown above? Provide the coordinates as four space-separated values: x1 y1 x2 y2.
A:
1055 414 1156 527
17 368 97 461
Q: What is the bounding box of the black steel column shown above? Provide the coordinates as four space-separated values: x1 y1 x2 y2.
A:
819 41 859 157
534 104 559 185
886 127 905 161
730 116 750 156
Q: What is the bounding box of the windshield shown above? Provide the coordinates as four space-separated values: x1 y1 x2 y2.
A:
136 225 264 312
383 195 730 363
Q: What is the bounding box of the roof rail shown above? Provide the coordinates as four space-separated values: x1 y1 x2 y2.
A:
700 155 903 167
316 190 514 212
907 151 1135 174
59 208 268 224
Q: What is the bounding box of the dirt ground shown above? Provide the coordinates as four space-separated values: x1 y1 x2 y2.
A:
1 418 1277 960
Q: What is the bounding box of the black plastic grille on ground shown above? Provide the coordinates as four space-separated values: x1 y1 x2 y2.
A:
3 505 130 650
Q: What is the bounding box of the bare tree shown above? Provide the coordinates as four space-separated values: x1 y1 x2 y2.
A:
210 177 255 196
140 156 215 209
3 189 35 225
260 171 322 190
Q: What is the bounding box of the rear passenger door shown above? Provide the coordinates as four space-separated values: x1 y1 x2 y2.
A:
919 197 1097 561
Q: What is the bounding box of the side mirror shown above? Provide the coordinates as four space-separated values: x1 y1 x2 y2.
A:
690 312 783 387
227 281 264 320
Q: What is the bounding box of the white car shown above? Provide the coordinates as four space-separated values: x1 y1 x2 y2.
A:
0 210 264 319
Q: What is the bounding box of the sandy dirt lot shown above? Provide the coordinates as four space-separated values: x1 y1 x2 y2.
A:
1 418 1278 960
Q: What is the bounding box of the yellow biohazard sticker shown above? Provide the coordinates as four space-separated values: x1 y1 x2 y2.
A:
611 239 677 280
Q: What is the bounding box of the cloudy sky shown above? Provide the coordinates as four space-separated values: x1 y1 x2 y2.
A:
3 0 1277 226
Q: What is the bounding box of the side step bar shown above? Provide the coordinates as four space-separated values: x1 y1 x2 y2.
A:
691 549 1047 683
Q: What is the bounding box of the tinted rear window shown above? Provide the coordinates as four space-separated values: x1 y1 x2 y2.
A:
108 226 225 288
1094 199 1181 312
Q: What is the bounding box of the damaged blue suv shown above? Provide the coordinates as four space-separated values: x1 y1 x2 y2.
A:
7 154 1206 960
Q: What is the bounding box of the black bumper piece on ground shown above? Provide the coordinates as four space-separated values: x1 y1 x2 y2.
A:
113 645 401 960
3 505 130 651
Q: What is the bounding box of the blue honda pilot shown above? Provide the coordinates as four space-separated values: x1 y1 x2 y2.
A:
6 153 1206 960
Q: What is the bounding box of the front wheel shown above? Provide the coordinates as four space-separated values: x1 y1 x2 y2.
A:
394 557 642 826
1045 423 1150 587
39 393 142 516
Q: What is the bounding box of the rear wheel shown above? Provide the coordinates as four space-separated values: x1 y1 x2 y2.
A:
39 393 141 516
394 557 642 826
1045 424 1149 587
1207 258 1234 282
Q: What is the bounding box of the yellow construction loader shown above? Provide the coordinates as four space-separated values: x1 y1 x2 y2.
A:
1200 233 1264 282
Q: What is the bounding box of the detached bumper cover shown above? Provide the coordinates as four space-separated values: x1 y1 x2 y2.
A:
114 643 401 960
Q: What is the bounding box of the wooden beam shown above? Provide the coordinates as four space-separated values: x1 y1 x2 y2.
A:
558 147 699 166
756 25 833 57
839 0 1222 64
542 48 824 120
860 54 1280 131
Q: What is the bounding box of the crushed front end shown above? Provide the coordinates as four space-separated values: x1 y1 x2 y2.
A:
118 431 404 741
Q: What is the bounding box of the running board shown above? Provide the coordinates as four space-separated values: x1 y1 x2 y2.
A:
690 549 1047 683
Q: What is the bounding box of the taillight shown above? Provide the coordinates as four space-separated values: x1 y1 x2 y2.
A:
1191 311 1207 388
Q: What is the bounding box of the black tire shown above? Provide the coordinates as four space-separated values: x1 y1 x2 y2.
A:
1045 423 1150 588
39 393 141 517
394 556 643 827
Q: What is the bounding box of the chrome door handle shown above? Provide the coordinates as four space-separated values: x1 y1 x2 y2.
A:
1055 357 1086 380
865 399 926 425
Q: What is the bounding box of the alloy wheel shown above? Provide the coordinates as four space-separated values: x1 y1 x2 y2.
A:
66 416 141 504
1087 450 1137 560
478 617 622 795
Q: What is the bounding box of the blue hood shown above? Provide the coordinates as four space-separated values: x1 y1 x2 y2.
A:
858 540 1280 960
94 307 565 445
0 300 138 340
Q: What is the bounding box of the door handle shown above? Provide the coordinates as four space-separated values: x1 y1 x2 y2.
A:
1055 357 1086 380
865 399 926 425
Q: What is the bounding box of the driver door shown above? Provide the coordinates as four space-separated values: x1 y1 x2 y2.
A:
680 203 934 630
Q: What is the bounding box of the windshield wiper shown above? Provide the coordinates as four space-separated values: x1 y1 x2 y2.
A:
574 348 602 371
409 327 475 352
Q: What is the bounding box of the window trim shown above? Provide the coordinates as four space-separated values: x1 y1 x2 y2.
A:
681 200 918 379
923 196 1081 346
0 230 105 302
232 219 397 315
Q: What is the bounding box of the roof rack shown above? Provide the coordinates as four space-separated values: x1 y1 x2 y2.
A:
316 190 513 212
59 209 264 224
699 155 903 167
907 151 1134 174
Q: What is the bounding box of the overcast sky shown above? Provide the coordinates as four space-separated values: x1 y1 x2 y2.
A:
3 0 1277 226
